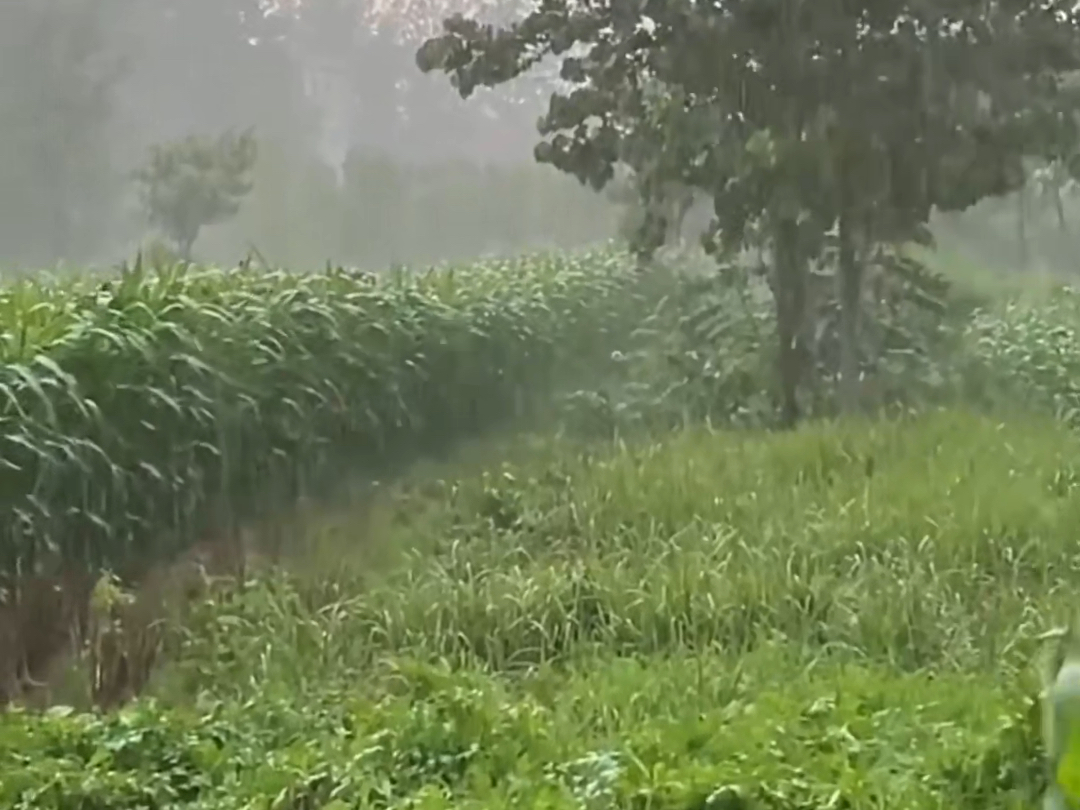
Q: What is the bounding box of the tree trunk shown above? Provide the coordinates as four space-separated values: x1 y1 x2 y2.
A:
836 189 862 415
773 217 806 429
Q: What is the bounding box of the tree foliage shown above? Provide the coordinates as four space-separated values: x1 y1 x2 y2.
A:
134 130 258 261
418 0 1080 423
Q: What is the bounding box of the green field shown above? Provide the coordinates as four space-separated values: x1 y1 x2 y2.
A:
0 247 651 580
3 246 1080 808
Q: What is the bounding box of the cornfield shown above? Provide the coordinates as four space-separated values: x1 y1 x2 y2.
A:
0 247 646 581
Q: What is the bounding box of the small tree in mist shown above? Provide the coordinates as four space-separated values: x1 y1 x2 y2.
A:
135 130 258 261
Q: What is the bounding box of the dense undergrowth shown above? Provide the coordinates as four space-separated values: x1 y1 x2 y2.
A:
4 246 1080 808
3 412 1062 809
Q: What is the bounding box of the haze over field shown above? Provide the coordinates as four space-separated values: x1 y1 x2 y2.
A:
0 0 615 270
2 0 1078 275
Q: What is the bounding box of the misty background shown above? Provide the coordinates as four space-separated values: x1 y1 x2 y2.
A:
2 0 1078 274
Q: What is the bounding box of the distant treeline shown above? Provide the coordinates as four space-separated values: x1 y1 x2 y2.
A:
201 144 621 270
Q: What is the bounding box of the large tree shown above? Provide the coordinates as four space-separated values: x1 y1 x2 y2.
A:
418 0 1080 422
782 1 1080 410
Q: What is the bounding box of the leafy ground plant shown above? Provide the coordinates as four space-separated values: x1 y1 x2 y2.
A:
0 639 1044 809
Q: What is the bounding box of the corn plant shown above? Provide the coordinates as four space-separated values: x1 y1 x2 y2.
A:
0 246 647 582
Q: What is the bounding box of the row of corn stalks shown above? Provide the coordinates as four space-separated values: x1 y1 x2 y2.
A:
0 247 647 581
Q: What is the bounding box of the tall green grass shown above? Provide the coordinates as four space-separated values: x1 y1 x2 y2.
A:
159 411 1080 698
3 410 1056 809
6 238 1079 587
0 247 649 580
960 289 1080 425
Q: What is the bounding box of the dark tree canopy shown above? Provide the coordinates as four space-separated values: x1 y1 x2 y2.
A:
420 0 1080 241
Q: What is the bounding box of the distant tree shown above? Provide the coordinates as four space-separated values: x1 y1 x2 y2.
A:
134 130 258 261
